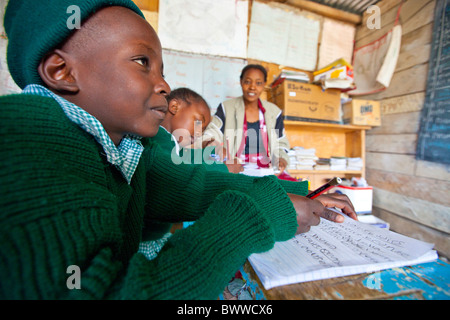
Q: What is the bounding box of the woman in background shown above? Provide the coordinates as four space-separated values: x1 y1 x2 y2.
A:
204 64 290 173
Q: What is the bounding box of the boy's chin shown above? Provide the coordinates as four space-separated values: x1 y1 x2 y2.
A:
140 127 160 138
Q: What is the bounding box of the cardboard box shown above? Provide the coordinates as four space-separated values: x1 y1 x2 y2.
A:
330 185 373 214
343 99 381 126
270 80 341 123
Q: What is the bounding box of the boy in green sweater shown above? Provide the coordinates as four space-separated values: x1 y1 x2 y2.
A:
0 0 356 299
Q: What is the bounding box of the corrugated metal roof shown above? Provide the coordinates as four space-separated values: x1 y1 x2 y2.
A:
308 0 381 15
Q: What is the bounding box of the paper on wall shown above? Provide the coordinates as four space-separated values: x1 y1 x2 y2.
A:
158 0 248 58
318 18 356 70
247 2 320 71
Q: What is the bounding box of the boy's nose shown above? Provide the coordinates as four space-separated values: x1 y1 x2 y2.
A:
156 76 171 97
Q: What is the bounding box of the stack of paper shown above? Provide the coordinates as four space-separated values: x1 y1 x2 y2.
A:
313 58 355 91
330 157 347 170
294 147 318 170
347 157 363 171
249 209 437 290
287 149 298 171
314 158 331 170
271 70 310 88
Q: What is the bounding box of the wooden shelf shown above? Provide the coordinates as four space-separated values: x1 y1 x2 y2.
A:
289 170 363 175
284 120 371 132
284 120 370 189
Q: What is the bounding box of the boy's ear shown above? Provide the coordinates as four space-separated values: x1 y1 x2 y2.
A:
168 99 179 115
38 49 79 93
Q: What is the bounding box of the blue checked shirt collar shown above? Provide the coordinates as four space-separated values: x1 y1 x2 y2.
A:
22 84 144 184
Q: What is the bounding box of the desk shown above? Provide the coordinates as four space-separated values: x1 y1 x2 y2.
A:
240 258 450 300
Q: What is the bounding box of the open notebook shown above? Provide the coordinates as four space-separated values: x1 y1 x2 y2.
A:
249 209 438 290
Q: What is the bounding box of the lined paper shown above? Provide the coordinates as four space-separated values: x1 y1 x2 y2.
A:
249 210 437 289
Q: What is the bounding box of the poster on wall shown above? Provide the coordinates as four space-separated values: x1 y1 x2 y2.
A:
158 0 248 58
162 50 246 114
247 1 320 71
317 18 356 70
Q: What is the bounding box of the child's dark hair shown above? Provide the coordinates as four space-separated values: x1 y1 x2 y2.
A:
240 64 267 83
167 87 209 109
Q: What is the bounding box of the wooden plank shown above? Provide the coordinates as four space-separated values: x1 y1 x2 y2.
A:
373 187 450 234
286 0 361 24
415 160 450 181
366 152 416 175
359 63 428 100
380 92 425 115
372 207 450 259
400 22 433 52
367 111 421 134
366 134 417 154
366 167 450 207
401 1 436 35
396 43 431 72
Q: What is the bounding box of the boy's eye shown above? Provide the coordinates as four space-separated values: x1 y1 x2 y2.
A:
134 57 148 67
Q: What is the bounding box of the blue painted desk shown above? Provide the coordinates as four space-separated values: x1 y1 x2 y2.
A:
241 258 450 300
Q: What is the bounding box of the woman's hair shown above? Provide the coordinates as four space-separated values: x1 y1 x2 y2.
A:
166 87 209 108
239 64 267 83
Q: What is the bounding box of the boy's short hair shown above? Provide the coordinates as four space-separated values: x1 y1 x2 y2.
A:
167 87 210 109
4 0 144 89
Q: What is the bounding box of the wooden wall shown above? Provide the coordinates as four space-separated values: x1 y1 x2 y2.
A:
355 0 450 258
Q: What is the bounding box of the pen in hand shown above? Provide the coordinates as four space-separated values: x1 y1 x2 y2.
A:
306 177 342 200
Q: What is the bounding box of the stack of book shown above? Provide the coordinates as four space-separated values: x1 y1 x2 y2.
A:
271 70 310 88
314 158 330 170
330 156 347 170
287 149 298 171
313 58 356 91
347 157 363 171
292 147 317 170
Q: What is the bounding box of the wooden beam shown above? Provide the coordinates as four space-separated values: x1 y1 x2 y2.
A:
373 187 450 234
286 0 362 25
372 207 450 258
132 0 158 12
367 167 450 207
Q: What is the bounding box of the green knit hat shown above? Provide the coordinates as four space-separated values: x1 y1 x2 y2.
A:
3 0 145 89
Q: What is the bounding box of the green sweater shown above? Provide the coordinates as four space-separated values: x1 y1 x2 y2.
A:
0 94 308 300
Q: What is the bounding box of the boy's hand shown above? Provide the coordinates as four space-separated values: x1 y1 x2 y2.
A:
314 193 357 221
287 193 357 235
